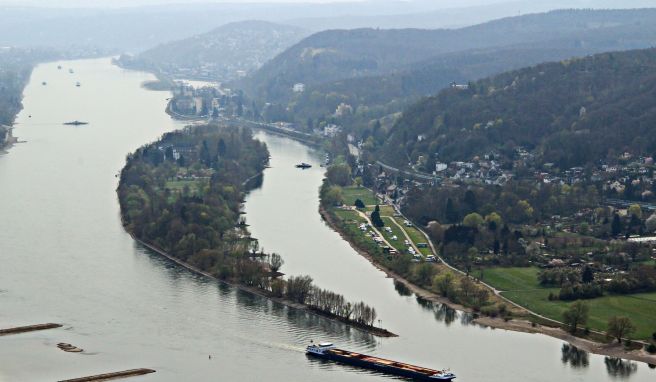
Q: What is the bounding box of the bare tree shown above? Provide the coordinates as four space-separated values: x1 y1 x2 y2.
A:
269 253 284 274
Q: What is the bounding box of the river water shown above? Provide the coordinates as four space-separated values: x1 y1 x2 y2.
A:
0 58 653 381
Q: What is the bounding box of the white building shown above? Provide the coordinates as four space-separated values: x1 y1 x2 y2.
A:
323 124 342 138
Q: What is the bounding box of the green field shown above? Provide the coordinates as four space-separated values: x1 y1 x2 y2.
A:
476 267 542 291
333 209 367 223
390 217 431 256
381 217 407 252
478 267 656 339
165 179 207 196
341 186 379 206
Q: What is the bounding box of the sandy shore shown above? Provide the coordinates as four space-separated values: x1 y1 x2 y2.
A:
319 206 656 365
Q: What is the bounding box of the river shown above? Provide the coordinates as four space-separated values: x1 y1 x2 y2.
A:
0 58 653 381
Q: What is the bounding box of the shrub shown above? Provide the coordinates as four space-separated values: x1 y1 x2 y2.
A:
480 305 499 317
646 343 656 354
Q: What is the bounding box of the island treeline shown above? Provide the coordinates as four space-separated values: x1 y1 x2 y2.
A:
119 124 269 266
118 123 389 336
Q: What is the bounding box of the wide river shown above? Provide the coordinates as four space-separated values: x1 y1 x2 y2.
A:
0 58 654 381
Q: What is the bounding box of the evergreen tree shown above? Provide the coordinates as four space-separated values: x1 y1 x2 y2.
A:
371 205 385 227
445 198 458 223
217 138 227 157
582 266 594 284
611 214 623 236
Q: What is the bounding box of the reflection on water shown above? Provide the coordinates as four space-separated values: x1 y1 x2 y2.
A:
138 240 378 348
605 357 638 378
434 304 458 326
306 356 410 381
561 344 589 368
393 280 412 297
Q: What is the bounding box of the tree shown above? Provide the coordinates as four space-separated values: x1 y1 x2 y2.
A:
581 266 594 284
463 213 484 228
607 316 636 343
463 190 478 213
217 138 227 157
562 301 589 334
354 198 365 209
493 239 500 255
445 198 458 223
628 204 642 219
269 253 284 274
485 212 503 231
326 163 352 186
323 186 344 206
434 272 455 297
371 205 385 227
285 275 314 304
416 263 436 285
611 214 623 236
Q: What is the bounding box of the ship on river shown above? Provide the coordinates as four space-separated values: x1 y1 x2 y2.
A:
63 120 88 126
295 162 312 169
306 343 456 381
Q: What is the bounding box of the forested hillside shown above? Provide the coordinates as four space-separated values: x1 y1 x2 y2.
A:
240 8 656 105
381 48 656 169
121 21 309 81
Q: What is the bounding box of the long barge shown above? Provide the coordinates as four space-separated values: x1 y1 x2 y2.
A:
306 342 456 381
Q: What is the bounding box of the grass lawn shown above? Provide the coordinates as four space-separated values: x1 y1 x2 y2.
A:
341 186 379 206
476 267 542 291
333 209 367 223
478 267 656 339
390 217 432 256
165 179 207 199
381 217 407 252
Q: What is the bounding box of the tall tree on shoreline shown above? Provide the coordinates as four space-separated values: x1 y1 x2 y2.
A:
563 301 589 334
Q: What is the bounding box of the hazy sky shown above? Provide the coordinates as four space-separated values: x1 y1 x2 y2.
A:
0 0 500 7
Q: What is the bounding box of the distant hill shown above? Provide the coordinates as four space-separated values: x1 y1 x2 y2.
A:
240 9 656 104
380 47 656 170
123 21 310 82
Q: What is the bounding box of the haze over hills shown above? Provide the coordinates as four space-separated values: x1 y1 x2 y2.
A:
238 8 656 130
283 0 656 30
380 47 656 170
1 0 654 53
119 21 310 82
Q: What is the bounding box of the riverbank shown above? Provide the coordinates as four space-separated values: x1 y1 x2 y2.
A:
319 205 656 364
133 237 396 338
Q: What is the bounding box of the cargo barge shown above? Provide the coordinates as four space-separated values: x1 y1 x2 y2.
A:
306 342 455 381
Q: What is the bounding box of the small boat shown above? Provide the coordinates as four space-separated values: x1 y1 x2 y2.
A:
306 343 456 381
42 81 47 86
63 120 88 126
57 65 62 70
57 343 83 353
69 68 74 74
75 82 81 87
296 162 312 169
